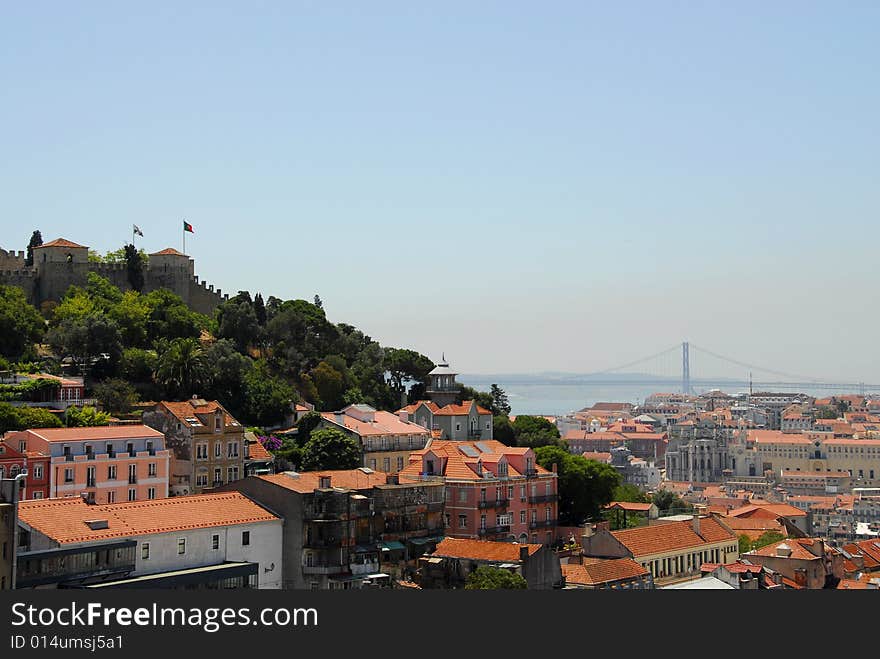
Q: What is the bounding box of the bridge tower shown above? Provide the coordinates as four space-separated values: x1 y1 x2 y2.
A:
682 341 691 395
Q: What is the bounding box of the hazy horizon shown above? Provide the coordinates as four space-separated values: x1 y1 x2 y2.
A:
4 3 879 382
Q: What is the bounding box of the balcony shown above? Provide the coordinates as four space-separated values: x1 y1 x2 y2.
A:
86 478 96 488
86 453 95 461
107 451 116 458
478 498 509 509
64 454 73 462
529 519 557 529
302 563 347 576
524 468 538 478
478 525 511 536
528 494 558 504
304 537 344 549
212 480 223 487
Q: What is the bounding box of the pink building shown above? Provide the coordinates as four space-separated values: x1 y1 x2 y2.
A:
399 440 559 546
6 426 170 504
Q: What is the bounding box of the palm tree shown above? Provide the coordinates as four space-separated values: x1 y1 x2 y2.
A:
154 337 209 399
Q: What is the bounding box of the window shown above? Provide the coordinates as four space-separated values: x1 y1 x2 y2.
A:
178 538 186 555
228 442 239 458
397 456 404 471
531 509 537 523
214 468 222 485
32 492 43 500
520 485 526 500
383 457 390 472
86 466 95 488
212 534 219 550
455 423 461 432
215 415 222 431
128 489 136 501
128 464 137 484
196 473 208 487
369 459 377 470
444 513 450 527
508 486 514 498
107 491 115 504
19 440 26 452
215 442 222 458
197 444 208 460
458 489 467 502
520 510 526 524
142 543 150 560
107 465 117 480
458 514 467 529
64 468 73 483
148 463 157 477
546 507 551 521
147 487 156 500
480 515 486 530
242 531 250 546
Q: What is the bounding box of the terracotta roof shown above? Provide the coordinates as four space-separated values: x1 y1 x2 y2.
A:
748 538 827 561
431 538 541 562
18 493 278 544
257 469 387 494
605 502 654 512
749 430 811 445
23 425 163 442
727 503 807 519
157 400 241 429
33 238 87 249
398 440 553 482
563 559 648 586
433 401 492 416
582 452 612 462
837 579 872 590
611 518 736 558
320 410 431 437
246 441 274 461
150 247 187 256
397 401 441 415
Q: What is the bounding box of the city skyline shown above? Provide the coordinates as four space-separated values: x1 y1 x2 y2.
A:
3 3 879 380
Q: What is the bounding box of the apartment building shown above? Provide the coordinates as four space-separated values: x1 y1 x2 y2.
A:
0 440 49 500
319 404 431 475
398 440 559 545
143 398 245 495
6 426 170 504
15 493 282 589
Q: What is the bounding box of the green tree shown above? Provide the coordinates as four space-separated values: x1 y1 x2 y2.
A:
0 402 63 434
651 489 693 516
613 483 649 503
738 534 753 555
294 411 324 447
108 291 151 347
456 385 494 411
202 339 253 417
25 230 43 267
64 405 111 427
751 530 786 551
253 293 267 326
143 289 206 344
93 378 139 414
241 360 295 427
310 360 347 411
0 285 46 361
493 415 516 446
535 445 621 524
384 348 434 402
46 314 123 378
512 415 562 448
490 384 511 417
154 337 210 399
300 427 361 471
123 243 145 292
464 566 527 590
216 294 262 353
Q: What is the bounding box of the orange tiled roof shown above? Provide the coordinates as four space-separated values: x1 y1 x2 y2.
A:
23 425 163 442
727 503 807 519
837 579 871 590
431 538 541 562
433 401 492 416
611 518 736 558
34 238 87 249
321 410 432 437
563 558 648 585
246 441 274 461
150 248 187 256
257 469 388 494
397 401 441 415
748 430 811 445
158 400 241 429
748 538 828 561
18 493 278 544
398 440 552 482
582 452 612 462
605 502 654 512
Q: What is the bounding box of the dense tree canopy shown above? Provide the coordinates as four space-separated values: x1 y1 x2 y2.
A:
0 285 45 362
650 489 693 516
0 402 62 435
464 566 527 590
535 445 622 525
512 415 562 448
300 427 361 471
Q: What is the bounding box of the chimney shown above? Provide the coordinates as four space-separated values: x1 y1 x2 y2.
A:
551 463 557 474
775 543 792 558
386 473 399 485
582 524 595 539
519 545 529 561
691 514 701 536
399 410 409 422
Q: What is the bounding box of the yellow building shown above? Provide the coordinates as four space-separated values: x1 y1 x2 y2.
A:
750 430 880 488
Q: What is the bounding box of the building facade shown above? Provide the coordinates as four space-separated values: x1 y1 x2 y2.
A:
143 398 245 495
7 426 170 504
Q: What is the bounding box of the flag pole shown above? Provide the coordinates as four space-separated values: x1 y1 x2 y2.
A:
183 220 186 255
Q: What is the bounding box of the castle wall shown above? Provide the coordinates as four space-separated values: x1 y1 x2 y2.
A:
0 249 25 271
0 269 37 304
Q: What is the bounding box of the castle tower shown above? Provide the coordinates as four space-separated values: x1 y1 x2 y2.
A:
426 354 459 408
147 248 195 304
32 238 89 303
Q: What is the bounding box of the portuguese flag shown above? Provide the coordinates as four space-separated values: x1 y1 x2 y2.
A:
183 220 194 233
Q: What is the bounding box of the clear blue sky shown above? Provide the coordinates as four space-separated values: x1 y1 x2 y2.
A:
2 2 879 380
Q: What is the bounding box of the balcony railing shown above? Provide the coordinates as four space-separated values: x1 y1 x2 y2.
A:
128 476 137 485
478 525 511 536
529 519 557 529
304 537 344 549
64 454 73 462
86 453 95 461
478 498 509 509
212 480 223 487
86 479 96 488
528 494 558 504
302 564 347 575
524 468 538 478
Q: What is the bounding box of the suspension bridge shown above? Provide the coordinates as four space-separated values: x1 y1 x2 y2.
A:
556 342 880 396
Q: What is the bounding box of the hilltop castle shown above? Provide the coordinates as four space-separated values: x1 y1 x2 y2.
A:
0 238 228 315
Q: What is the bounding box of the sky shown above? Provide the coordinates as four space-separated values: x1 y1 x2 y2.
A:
2 2 879 381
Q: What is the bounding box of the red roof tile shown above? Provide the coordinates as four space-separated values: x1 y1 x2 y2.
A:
611 517 736 558
257 469 387 494
431 538 541 562
33 238 87 249
563 558 649 585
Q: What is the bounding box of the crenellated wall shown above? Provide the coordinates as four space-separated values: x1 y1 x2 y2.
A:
0 242 228 315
